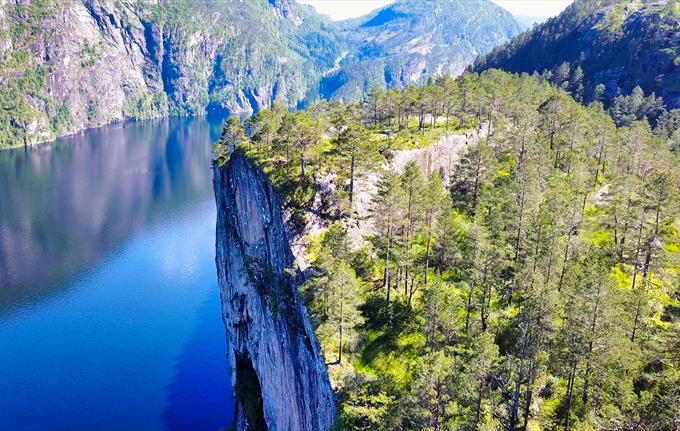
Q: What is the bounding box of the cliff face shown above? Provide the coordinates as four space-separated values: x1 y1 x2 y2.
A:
0 0 331 147
213 151 335 431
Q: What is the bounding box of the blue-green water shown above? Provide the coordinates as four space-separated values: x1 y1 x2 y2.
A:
0 117 235 431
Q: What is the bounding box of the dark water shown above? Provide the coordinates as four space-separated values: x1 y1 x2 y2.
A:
0 118 235 431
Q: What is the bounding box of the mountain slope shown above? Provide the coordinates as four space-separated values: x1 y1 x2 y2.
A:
0 0 342 147
474 0 680 109
0 0 521 148
322 0 523 100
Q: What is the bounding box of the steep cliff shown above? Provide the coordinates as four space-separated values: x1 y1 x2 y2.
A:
213 151 335 430
0 0 341 147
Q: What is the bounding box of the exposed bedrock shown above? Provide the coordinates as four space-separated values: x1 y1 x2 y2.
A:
213 151 335 431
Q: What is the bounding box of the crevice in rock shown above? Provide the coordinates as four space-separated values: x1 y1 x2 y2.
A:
235 353 267 431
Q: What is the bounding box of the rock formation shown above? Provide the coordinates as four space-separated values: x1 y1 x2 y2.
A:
0 0 328 147
213 151 336 431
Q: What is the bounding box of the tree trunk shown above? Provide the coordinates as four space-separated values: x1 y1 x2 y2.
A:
630 209 646 292
509 357 526 431
564 359 578 431
408 275 417 306
559 200 580 292
475 379 484 426
593 138 605 186
349 154 356 210
465 281 474 334
472 150 483 214
582 284 601 418
433 380 442 431
424 228 432 286
404 268 409 296
514 185 526 263
523 359 536 430
300 154 306 183
338 300 344 364
480 264 490 332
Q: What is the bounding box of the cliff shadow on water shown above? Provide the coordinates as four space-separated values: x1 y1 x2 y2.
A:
212 151 335 431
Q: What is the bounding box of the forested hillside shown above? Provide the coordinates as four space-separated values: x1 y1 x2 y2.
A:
475 0 680 122
215 69 680 430
321 0 522 100
0 0 521 149
0 0 344 147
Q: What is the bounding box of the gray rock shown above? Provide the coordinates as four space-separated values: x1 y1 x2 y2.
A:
213 151 336 431
1 0 313 147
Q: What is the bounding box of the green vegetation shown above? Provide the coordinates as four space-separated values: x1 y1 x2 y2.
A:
216 69 680 430
79 41 101 69
0 0 58 147
475 0 680 117
123 90 168 121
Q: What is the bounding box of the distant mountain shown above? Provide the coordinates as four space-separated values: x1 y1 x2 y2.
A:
474 0 680 109
0 0 521 148
322 0 523 100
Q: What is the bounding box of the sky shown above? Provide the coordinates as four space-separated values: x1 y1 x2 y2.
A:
296 0 574 20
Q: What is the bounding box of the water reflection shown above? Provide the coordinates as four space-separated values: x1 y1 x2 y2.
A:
163 298 235 431
0 114 236 430
0 117 222 312
0 201 234 431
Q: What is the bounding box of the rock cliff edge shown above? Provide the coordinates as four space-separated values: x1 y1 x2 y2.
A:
213 151 335 431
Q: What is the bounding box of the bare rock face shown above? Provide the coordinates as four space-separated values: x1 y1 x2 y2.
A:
213 151 336 431
0 0 313 147
0 0 11 57
268 0 302 25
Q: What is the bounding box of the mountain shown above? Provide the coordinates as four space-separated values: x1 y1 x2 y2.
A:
321 0 523 100
474 0 680 109
0 0 521 148
0 0 342 147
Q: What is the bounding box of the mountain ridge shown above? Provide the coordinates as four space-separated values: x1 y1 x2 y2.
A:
322 0 522 100
474 0 680 111
0 0 522 148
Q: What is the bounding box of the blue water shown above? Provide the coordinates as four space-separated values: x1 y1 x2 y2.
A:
0 118 235 431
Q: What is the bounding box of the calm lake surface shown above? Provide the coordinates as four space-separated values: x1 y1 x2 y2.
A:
0 117 235 431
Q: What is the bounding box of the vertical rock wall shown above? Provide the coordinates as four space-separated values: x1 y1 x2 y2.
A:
213 151 335 431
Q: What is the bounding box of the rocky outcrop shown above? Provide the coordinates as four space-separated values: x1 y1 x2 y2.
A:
346 126 489 249
268 0 302 25
0 0 11 57
213 151 336 431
